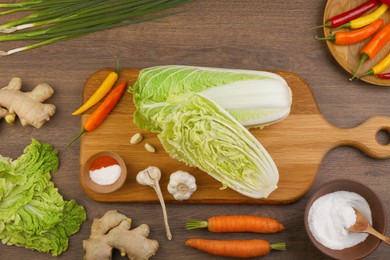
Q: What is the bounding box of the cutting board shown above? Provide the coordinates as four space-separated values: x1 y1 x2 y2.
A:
79 69 390 204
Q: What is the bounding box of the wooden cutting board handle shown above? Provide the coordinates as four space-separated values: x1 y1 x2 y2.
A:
332 116 390 159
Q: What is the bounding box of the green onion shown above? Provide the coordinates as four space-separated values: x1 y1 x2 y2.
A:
0 0 191 55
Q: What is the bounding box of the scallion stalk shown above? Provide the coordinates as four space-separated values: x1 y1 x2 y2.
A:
0 0 191 55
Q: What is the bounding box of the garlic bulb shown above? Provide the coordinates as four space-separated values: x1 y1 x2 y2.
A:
167 171 197 201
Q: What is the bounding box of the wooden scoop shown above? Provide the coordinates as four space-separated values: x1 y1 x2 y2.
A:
348 208 390 246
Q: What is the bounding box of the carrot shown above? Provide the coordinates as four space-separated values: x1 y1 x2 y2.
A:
350 23 390 80
186 215 284 233
67 81 127 147
185 238 286 258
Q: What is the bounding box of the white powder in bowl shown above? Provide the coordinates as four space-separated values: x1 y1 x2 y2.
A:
89 165 121 185
308 190 372 250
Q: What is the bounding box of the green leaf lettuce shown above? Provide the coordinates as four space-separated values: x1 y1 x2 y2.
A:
0 139 86 256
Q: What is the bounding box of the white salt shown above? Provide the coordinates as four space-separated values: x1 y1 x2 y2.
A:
89 165 121 185
308 190 372 250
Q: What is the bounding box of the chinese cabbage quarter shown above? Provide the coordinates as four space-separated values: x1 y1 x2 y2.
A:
140 93 279 198
131 65 292 132
0 139 86 256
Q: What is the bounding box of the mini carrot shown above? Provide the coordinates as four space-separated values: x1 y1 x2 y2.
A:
333 3 388 31
186 215 284 233
350 23 390 80
67 81 127 147
72 58 120 115
185 239 286 258
360 52 390 78
315 19 384 45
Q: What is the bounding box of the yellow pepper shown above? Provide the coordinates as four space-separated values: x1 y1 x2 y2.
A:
335 3 388 30
72 58 120 115
360 52 390 78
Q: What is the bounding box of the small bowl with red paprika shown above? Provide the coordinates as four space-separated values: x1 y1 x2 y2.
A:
83 151 127 194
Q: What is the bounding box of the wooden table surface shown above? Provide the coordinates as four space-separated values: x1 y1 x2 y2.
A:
0 1 389 259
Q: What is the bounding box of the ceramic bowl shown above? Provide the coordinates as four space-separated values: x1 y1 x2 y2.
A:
82 151 127 194
304 179 387 260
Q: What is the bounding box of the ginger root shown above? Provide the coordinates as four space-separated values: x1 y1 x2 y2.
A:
83 210 159 260
0 77 56 128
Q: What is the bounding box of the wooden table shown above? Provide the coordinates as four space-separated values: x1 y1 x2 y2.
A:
0 1 389 259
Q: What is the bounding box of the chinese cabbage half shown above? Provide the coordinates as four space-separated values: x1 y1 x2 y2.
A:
130 66 292 198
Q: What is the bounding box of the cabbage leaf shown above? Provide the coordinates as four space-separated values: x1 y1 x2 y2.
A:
0 139 86 256
131 65 291 132
139 93 279 198
130 66 288 198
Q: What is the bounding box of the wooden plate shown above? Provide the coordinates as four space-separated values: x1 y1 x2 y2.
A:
323 0 390 86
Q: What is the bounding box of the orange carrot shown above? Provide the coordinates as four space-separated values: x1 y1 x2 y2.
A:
186 215 284 233
185 239 286 258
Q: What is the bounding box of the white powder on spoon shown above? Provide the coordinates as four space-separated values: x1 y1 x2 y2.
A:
308 190 372 250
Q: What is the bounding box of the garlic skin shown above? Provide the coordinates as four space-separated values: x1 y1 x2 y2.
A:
167 171 197 201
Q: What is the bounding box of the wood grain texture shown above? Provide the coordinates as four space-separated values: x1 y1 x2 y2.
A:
80 69 390 204
324 0 390 86
0 0 389 259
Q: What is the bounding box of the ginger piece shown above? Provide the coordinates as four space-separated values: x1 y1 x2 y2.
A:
0 77 56 128
83 210 159 260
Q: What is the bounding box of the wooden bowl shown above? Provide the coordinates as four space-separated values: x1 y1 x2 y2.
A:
304 179 387 260
82 151 127 194
323 0 390 86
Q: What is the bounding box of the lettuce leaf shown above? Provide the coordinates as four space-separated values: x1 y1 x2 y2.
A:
0 139 86 256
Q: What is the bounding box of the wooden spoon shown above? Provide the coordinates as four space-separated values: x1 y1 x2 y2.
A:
348 208 390 246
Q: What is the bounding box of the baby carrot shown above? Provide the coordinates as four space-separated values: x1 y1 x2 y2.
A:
72 58 120 115
350 23 390 80
185 239 286 258
186 215 284 233
67 81 127 147
315 19 384 45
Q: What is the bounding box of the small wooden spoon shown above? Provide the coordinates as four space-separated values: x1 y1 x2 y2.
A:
348 208 390 246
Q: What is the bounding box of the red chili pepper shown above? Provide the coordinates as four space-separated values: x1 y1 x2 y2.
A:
316 0 380 29
376 72 390 78
350 23 390 80
315 18 384 45
379 0 390 5
67 81 127 147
